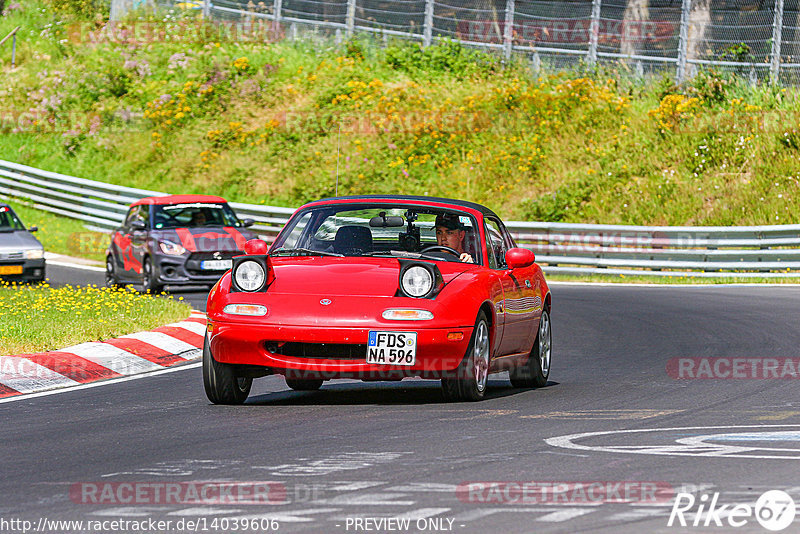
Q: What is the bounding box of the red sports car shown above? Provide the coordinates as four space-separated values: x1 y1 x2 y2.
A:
204 195 551 403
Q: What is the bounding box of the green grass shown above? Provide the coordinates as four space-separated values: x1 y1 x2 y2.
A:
6 202 107 262
0 281 192 354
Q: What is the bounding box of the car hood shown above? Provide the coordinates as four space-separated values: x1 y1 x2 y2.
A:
152 227 256 253
267 256 478 296
0 231 42 252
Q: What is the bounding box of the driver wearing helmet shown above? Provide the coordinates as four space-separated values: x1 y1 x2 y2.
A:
435 213 474 264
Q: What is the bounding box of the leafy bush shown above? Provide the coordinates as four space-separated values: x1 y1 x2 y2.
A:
384 39 499 78
688 68 732 105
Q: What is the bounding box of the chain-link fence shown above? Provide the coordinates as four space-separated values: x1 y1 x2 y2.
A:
141 0 800 84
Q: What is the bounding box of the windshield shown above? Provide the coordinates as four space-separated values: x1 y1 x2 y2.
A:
271 203 482 264
152 203 242 229
0 206 25 232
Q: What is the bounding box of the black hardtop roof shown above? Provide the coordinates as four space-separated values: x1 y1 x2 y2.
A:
310 195 501 219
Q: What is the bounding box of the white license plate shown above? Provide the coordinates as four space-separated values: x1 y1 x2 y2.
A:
200 259 232 270
366 331 417 366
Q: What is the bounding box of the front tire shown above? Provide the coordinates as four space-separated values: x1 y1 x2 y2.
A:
105 255 120 289
142 257 163 294
441 312 491 402
509 309 551 388
285 378 323 391
203 336 252 405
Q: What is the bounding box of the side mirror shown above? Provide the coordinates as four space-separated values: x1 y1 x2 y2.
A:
241 218 255 228
244 239 269 255
505 248 535 269
130 220 146 231
28 226 38 233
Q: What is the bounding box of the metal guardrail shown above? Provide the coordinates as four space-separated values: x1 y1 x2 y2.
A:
2 158 800 278
0 159 295 242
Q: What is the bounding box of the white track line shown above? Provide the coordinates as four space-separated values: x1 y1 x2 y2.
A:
0 362 202 404
45 259 106 273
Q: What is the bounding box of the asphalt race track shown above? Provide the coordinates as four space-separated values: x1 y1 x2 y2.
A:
3 264 800 533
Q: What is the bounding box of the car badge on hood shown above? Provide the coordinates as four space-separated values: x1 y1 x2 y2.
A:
213 251 222 260
320 299 332 306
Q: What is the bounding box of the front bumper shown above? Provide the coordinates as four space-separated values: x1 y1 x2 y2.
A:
0 258 45 281
152 253 233 286
209 320 473 380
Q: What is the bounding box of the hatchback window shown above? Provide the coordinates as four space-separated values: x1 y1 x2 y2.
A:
152 203 241 229
0 206 25 232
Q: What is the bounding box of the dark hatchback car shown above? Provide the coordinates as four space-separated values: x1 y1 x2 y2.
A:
106 195 258 293
0 203 45 282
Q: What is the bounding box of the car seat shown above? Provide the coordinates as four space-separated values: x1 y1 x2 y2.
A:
334 225 373 255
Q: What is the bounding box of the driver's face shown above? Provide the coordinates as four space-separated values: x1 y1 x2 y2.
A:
436 227 464 252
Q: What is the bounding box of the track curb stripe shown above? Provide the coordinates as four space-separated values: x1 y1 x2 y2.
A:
0 310 206 399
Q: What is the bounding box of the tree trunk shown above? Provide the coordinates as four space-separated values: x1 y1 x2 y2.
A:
621 0 649 58
686 0 711 78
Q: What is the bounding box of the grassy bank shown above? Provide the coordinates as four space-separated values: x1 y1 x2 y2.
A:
2 1 800 227
0 281 191 354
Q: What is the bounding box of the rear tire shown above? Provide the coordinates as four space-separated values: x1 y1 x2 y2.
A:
203 336 252 405
441 312 490 402
285 378 323 391
509 309 551 388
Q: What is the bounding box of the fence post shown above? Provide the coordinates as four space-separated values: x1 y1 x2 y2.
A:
272 0 282 35
423 0 434 46
770 0 784 84
503 0 515 60
587 0 601 65
346 0 356 38
11 33 15 68
676 0 692 84
202 0 210 18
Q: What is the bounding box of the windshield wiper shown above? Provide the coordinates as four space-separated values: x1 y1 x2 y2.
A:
270 247 343 257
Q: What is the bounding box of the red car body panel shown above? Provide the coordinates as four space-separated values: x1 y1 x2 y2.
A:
206 196 550 381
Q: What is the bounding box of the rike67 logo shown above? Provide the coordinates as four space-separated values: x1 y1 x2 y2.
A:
668 490 796 531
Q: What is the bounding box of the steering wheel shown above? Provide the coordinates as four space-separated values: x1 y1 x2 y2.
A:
420 244 460 257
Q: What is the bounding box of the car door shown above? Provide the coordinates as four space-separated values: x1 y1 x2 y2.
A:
129 205 150 271
112 207 142 278
497 218 543 353
483 218 519 357
486 217 535 355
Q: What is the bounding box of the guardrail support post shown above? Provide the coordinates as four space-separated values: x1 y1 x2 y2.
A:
676 0 692 84
423 0 434 46
770 0 784 84
587 0 601 66
202 0 210 19
503 0 515 60
346 0 356 38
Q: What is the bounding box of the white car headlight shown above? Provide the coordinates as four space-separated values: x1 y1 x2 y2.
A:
235 260 266 291
158 240 186 256
401 265 433 297
25 249 44 260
